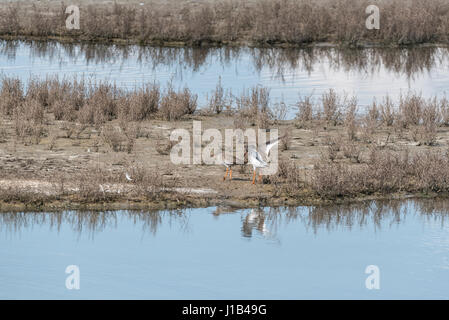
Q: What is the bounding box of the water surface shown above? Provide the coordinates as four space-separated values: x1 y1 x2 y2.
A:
2 41 449 116
1 200 448 299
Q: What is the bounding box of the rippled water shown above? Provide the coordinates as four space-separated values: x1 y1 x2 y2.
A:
2 41 449 115
1 200 448 299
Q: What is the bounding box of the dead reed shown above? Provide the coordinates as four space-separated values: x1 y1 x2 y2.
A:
2 0 449 46
269 159 304 197
3 76 449 151
0 76 199 126
159 85 197 121
234 86 273 129
310 149 449 198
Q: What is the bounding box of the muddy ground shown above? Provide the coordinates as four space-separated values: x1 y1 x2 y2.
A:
1 112 448 211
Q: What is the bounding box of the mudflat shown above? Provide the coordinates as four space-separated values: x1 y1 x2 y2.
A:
2 109 449 211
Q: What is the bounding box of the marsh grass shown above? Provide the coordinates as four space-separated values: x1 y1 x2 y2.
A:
321 89 342 126
310 149 449 198
269 160 304 197
295 94 314 128
3 77 449 143
380 96 395 126
125 163 177 199
159 85 197 121
13 98 46 145
343 96 358 140
0 77 23 116
294 90 449 147
2 0 449 46
0 119 7 143
280 129 292 151
118 84 160 121
0 77 200 127
207 77 232 115
234 87 273 129
101 123 126 152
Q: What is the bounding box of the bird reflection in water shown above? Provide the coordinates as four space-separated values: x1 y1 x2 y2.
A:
242 208 273 239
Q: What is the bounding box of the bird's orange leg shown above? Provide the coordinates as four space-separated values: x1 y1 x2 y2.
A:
252 170 256 184
258 174 263 183
223 167 229 181
229 168 233 181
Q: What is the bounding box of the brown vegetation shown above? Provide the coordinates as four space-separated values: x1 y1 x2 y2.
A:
1 0 449 47
4 76 449 209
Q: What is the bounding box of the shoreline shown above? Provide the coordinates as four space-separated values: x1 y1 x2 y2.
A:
0 189 440 213
2 35 449 50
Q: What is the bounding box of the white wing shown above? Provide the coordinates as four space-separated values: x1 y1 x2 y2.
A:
256 136 281 159
249 150 268 168
265 137 281 156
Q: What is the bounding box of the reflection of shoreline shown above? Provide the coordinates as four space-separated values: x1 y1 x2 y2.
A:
242 208 271 239
3 199 447 237
220 199 449 238
1 40 448 80
266 199 449 234
0 210 189 238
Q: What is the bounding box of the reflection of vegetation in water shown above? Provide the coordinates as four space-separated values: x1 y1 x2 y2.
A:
239 199 449 237
2 0 449 47
1 40 448 80
1 200 448 238
0 210 189 238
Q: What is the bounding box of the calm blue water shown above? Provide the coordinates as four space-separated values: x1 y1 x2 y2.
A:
2 41 449 116
1 201 448 299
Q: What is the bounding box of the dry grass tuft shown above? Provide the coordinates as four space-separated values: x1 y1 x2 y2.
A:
270 160 304 197
0 77 23 116
310 149 449 198
234 86 273 129
321 89 342 126
159 85 197 121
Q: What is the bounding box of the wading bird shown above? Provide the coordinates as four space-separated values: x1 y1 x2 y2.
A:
222 159 235 181
248 136 281 184
222 153 247 181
